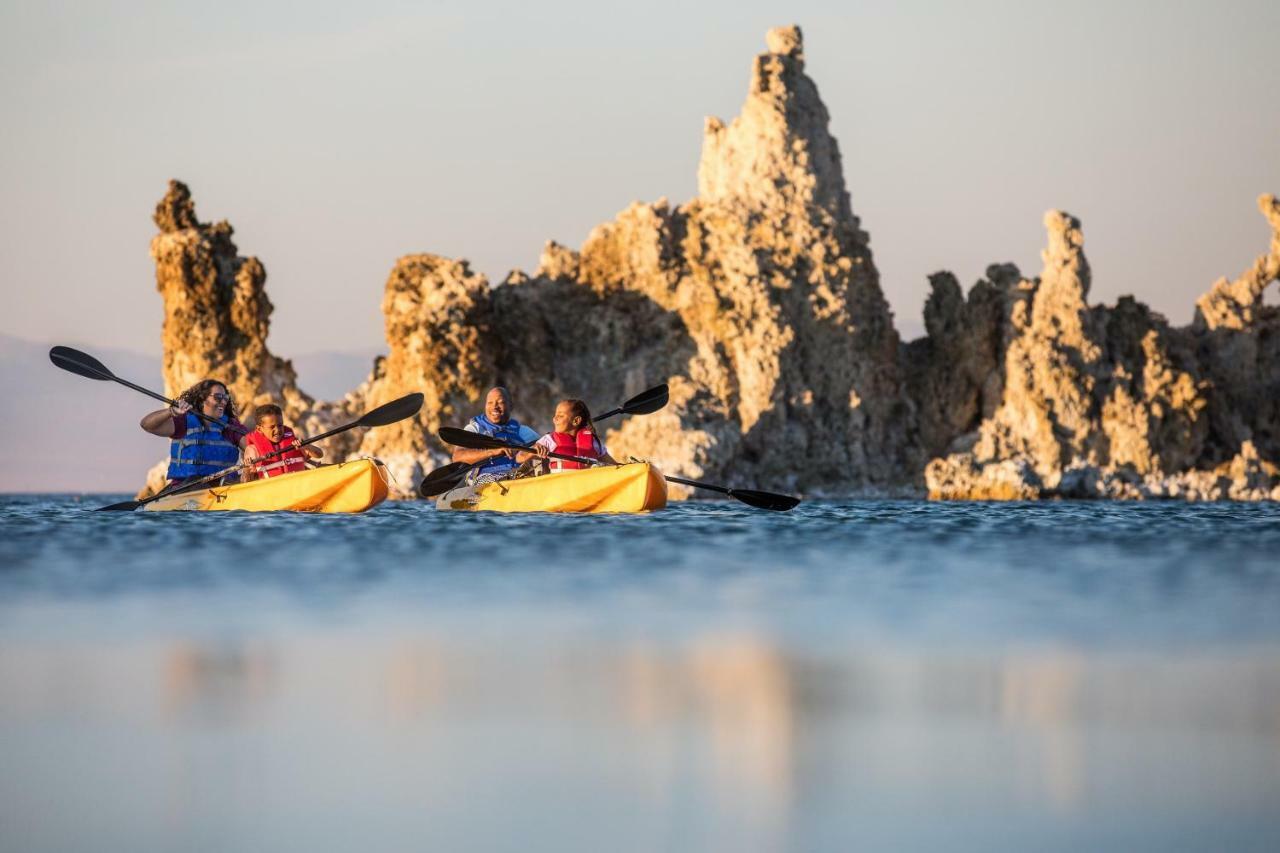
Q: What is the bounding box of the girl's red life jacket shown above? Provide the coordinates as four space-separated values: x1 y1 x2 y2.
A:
549 430 601 471
244 427 308 478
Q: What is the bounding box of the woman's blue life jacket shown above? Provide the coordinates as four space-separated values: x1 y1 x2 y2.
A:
467 414 535 482
167 412 243 483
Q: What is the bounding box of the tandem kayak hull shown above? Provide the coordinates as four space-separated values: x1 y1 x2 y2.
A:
143 459 390 513
435 462 667 513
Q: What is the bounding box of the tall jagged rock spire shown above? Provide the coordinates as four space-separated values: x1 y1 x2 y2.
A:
149 179 306 413
354 25 912 493
139 180 355 498
698 25 853 223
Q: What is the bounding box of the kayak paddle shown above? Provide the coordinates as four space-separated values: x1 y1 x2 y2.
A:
96 392 425 511
50 345 226 429
592 383 669 420
418 384 669 498
661 475 800 512
417 461 477 498
435 426 800 512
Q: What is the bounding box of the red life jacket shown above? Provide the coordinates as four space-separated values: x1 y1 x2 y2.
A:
549 430 601 471
245 427 308 478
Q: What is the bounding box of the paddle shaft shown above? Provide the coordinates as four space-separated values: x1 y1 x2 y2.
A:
448 429 708 487
490 438 597 469
80 358 230 430
108 429 328 510
438 427 798 510
662 474 732 497
494 446 757 500
444 402 633 478
119 391 423 509
421 384 668 498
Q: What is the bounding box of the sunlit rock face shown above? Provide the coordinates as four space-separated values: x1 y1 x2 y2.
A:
923 196 1280 500
141 181 356 497
150 179 309 418
145 29 1279 501
349 24 913 495
350 254 499 493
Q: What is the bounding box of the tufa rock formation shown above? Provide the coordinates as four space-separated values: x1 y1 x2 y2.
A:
922 196 1280 500
151 180 305 413
145 28 1280 501
355 25 911 496
140 181 360 497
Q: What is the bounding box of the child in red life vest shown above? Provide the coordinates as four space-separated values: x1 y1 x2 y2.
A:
522 399 619 473
242 404 323 480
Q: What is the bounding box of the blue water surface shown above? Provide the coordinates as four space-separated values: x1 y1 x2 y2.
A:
1 496 1278 852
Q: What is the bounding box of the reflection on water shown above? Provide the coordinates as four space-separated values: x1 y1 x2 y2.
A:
4 628 1279 852
1 496 1279 851
163 643 276 724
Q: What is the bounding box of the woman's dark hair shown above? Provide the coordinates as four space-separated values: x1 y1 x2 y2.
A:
254 403 283 421
177 379 237 420
561 399 592 433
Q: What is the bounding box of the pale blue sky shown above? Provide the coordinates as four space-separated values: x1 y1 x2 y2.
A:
3 0 1277 362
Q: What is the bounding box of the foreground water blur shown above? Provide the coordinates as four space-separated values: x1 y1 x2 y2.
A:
1 495 1278 852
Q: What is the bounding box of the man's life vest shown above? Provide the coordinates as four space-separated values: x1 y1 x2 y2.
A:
468 414 530 478
167 413 242 482
244 427 308 478
548 430 602 471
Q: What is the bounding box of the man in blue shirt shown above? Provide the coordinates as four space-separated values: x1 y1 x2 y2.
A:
453 386 539 484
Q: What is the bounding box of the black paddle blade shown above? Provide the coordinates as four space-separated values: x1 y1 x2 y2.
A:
438 426 515 451
358 392 424 427
418 461 472 498
96 499 142 512
726 488 801 512
595 383 670 420
49 346 114 381
621 383 669 416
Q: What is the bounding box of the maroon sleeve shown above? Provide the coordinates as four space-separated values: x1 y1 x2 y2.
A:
223 418 249 446
170 415 187 439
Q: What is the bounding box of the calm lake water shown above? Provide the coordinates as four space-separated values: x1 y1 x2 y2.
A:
2 495 1278 852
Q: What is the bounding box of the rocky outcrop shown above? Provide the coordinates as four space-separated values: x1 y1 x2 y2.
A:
351 25 912 496
144 28 1279 502
140 181 356 497
923 196 1280 500
349 255 498 490
151 180 308 417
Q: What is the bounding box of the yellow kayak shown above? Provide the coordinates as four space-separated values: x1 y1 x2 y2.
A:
143 458 391 513
436 462 667 513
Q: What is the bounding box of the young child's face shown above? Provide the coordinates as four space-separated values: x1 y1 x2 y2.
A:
552 402 579 434
258 414 283 442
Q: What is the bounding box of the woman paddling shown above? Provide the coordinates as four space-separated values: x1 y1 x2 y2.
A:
521 399 619 473
139 379 250 487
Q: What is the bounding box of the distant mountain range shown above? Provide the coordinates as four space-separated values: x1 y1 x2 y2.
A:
0 334 380 492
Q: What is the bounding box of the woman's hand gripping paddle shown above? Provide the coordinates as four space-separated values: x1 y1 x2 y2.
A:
435 425 800 512
95 393 425 511
417 384 669 498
